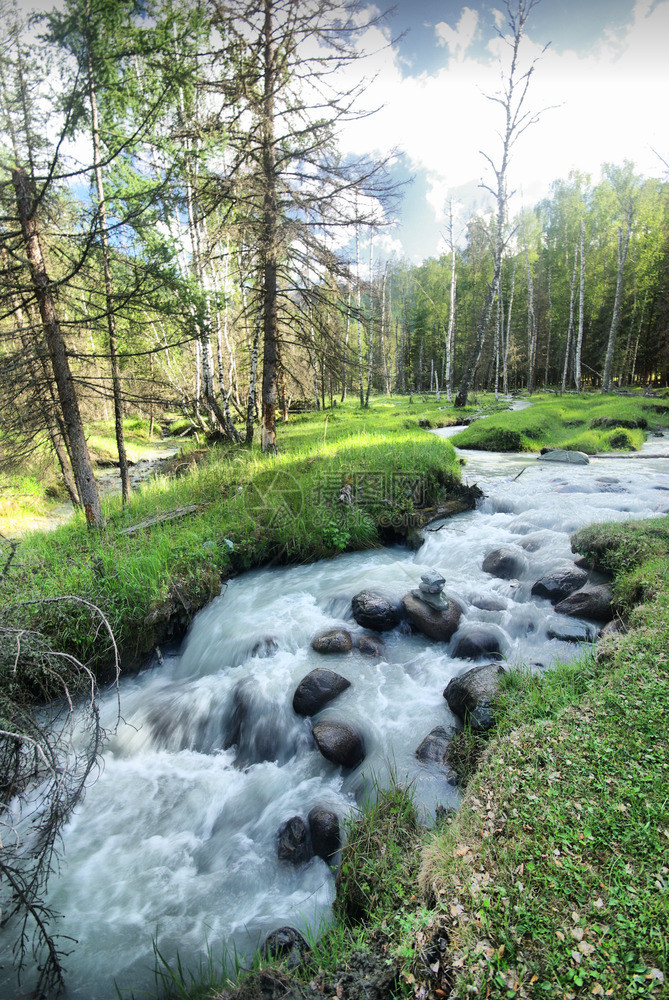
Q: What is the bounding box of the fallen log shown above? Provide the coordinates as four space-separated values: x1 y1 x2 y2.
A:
120 505 202 535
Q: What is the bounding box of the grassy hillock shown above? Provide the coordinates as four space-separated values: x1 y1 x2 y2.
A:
451 393 669 453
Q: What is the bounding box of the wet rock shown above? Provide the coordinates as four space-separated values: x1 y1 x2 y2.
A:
311 628 353 654
452 626 504 661
356 634 384 657
420 570 446 595
312 719 365 768
444 662 507 732
553 483 595 494
539 449 590 464
405 527 425 551
554 584 614 622
252 637 279 658
277 816 312 865
531 562 588 603
292 668 351 716
519 533 547 552
546 622 592 643
225 683 301 766
469 595 507 612
415 725 453 764
507 518 536 535
262 926 310 968
308 807 341 863
402 592 463 642
351 590 403 631
482 546 528 580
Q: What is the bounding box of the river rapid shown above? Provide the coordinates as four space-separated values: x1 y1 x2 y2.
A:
3 434 669 999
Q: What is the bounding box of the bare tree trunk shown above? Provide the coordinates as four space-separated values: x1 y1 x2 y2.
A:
455 0 541 406
574 220 586 391
602 204 633 392
260 0 278 452
246 300 262 443
446 215 457 403
494 286 501 400
630 289 647 388
523 226 537 394
503 258 516 395
309 299 320 410
356 220 364 407
341 283 350 402
380 266 390 395
544 265 552 387
84 14 130 502
365 228 374 407
561 248 578 393
12 168 102 526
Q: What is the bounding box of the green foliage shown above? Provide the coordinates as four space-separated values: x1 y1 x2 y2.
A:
334 778 421 926
443 728 489 786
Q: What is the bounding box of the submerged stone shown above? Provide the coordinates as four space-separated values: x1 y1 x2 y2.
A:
539 449 590 465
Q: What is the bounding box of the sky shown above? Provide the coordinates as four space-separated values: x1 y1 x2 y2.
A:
337 0 669 261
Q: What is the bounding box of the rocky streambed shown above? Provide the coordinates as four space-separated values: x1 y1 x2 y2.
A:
3 437 669 1000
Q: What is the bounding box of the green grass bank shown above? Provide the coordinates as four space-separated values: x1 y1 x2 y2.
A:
1 395 495 684
451 392 669 453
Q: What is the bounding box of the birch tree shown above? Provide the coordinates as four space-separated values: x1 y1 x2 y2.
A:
455 0 545 407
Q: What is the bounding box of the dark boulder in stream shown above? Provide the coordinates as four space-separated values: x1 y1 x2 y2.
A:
444 662 507 732
308 807 341 863
277 816 312 865
482 547 528 580
452 626 504 661
554 584 614 622
311 628 353 654
415 725 453 764
402 592 463 642
351 590 403 631
262 926 310 968
312 720 365 768
293 668 351 716
531 562 588 603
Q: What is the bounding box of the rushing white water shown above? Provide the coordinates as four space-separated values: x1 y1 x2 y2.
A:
3 435 669 1000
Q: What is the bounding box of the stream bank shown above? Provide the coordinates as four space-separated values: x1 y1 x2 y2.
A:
3 436 668 1000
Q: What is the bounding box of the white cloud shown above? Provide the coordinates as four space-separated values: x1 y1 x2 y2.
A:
337 0 669 255
434 7 479 61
